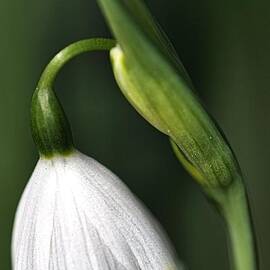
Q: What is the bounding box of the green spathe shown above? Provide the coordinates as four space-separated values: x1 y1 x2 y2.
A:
97 2 258 269
98 0 241 191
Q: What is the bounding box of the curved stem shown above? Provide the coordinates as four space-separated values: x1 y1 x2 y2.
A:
38 38 116 89
31 38 116 157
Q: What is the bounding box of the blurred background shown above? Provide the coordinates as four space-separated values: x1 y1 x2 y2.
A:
1 0 269 269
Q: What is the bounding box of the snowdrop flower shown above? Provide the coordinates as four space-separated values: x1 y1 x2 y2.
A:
12 150 181 270
12 41 182 270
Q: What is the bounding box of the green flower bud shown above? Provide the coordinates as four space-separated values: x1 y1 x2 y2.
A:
97 0 242 195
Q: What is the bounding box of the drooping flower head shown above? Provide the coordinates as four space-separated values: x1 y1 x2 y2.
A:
13 151 181 269
12 39 182 269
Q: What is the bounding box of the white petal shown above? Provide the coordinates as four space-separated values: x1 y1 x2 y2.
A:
12 150 181 270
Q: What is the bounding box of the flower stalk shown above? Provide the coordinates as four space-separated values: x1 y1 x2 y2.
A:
31 38 116 157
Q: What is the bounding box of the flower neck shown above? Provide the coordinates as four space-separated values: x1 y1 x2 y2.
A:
30 38 116 158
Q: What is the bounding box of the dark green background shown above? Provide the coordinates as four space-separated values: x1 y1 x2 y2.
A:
1 0 269 269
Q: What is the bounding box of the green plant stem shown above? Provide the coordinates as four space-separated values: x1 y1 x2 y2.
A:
31 38 116 157
38 38 116 89
172 139 259 270
221 180 259 270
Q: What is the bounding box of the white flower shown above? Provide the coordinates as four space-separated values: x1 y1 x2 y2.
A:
12 150 181 270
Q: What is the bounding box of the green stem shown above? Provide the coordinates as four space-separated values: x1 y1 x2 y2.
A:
221 181 259 270
31 38 116 157
38 38 116 89
172 139 259 270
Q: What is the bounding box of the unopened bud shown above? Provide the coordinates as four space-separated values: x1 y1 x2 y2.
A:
98 0 242 194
